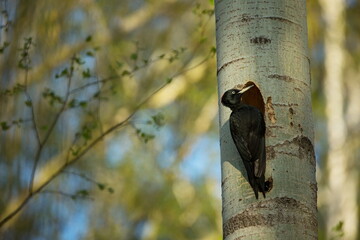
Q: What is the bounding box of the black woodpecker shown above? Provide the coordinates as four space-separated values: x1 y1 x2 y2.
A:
221 85 266 199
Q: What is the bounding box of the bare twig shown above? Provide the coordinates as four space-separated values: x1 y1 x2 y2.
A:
21 38 41 146
62 170 99 184
41 190 94 201
28 56 75 194
69 55 162 95
69 75 119 95
94 58 104 134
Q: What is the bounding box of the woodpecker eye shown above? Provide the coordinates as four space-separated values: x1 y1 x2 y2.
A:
231 91 236 95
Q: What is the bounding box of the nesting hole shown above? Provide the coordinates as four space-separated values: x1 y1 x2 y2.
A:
234 81 265 114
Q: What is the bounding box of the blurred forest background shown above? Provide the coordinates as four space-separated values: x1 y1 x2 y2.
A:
0 0 359 239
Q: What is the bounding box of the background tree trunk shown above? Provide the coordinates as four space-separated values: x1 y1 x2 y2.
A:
215 0 317 239
319 0 359 238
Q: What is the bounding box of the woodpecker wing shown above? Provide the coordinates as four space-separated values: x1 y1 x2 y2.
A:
229 105 266 198
247 109 266 177
229 110 252 162
229 106 265 160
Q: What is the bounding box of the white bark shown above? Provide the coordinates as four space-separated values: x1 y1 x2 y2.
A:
320 0 359 238
215 0 317 239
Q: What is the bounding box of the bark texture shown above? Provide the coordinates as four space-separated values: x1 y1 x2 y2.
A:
215 0 317 239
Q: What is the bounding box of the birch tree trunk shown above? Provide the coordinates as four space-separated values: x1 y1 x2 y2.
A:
215 0 317 239
320 0 359 238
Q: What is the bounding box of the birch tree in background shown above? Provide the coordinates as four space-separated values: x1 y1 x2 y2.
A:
215 0 317 239
320 0 359 238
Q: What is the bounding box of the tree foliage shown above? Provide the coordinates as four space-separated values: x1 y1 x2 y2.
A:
0 0 220 239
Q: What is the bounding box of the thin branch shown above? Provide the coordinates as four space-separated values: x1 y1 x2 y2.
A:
28 57 75 194
95 58 104 134
41 190 94 201
62 170 99 185
0 195 32 229
21 38 41 147
69 55 162 95
23 80 41 146
69 75 119 95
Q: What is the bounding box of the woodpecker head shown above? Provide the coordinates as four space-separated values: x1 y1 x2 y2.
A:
221 85 254 109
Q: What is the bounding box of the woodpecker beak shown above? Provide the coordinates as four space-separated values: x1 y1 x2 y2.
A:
239 85 254 94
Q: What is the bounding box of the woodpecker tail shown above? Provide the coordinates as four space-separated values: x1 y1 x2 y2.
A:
253 175 266 199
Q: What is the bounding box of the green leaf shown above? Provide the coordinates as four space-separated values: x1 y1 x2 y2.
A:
332 221 344 232
58 68 69 78
130 53 138 61
25 100 32 107
82 68 91 78
86 51 94 57
74 56 85 65
0 41 10 54
202 9 214 16
136 128 155 143
210 46 216 55
116 61 123 68
97 183 106 190
152 113 165 128
70 147 81 156
1 121 10 130
68 99 77 108
121 70 130 76
82 129 92 140
79 101 87 108
85 35 92 42
199 37 207 44
42 88 64 105
331 220 345 238
76 189 89 197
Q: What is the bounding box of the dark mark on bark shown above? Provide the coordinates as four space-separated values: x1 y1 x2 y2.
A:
250 36 271 44
294 87 304 94
265 97 277 124
268 125 284 128
266 146 276 159
223 197 317 238
310 182 318 204
297 136 315 164
234 238 243 240
268 74 295 82
263 16 300 26
277 150 298 157
266 136 315 166
237 15 300 27
222 177 230 187
272 103 299 107
289 108 294 115
268 74 309 87
266 125 283 138
240 14 253 22
298 124 304 133
217 57 245 75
